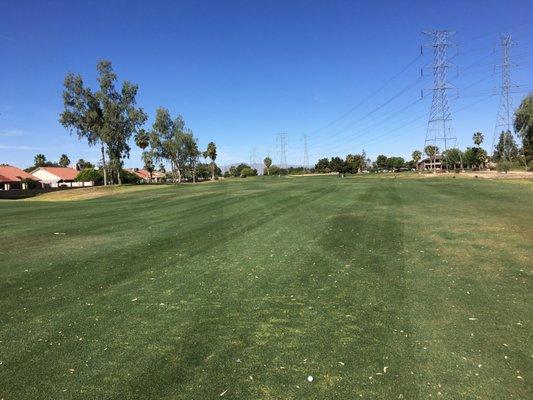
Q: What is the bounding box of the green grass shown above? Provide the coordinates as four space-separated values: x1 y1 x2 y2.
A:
1 176 531 399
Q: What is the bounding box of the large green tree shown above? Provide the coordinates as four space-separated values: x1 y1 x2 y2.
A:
345 153 365 173
203 142 217 180
147 109 198 183
493 130 518 162
142 151 155 182
464 147 487 170
60 60 146 185
315 158 330 173
148 108 178 182
181 133 200 183
375 154 388 170
443 148 463 170
386 156 405 171
514 94 532 168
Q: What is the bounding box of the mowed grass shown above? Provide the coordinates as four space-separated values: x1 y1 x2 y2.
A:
0 176 531 399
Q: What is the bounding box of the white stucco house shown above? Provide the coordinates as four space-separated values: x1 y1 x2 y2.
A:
31 167 93 188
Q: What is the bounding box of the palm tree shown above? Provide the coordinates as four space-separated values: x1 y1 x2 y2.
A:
424 145 439 172
473 132 484 147
411 150 422 169
264 157 272 175
142 151 155 182
34 154 46 167
203 142 217 180
59 154 71 167
135 129 150 150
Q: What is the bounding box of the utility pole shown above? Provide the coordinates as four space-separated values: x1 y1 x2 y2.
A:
493 34 516 161
276 133 287 168
423 30 457 171
303 134 309 169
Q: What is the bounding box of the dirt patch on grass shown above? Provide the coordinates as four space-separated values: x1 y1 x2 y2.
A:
404 170 533 180
25 185 165 202
460 170 533 180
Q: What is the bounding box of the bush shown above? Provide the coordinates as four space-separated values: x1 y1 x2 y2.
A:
240 167 257 177
75 168 103 184
269 165 280 175
120 169 141 184
21 178 38 189
497 161 511 173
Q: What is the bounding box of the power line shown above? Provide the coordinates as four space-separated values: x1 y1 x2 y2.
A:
308 76 425 147
361 95 496 149
306 54 422 137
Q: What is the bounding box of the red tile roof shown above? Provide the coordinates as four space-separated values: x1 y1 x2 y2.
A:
32 167 79 181
0 165 39 183
127 169 165 179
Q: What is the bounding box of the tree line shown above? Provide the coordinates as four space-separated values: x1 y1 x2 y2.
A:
57 62 531 182
59 60 219 185
313 94 532 174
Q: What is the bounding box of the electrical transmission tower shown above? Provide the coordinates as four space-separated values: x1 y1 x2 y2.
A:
276 133 287 168
303 135 309 169
423 30 457 161
493 34 516 161
249 147 257 166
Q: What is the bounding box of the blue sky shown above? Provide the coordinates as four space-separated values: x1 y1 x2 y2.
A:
1 0 532 168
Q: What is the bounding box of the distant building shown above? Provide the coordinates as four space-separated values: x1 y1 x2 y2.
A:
126 168 166 183
0 165 40 190
31 166 92 187
417 155 443 171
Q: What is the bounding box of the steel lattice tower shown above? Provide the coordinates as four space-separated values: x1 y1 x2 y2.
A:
493 34 516 161
276 133 287 168
249 147 257 166
303 135 309 169
423 30 457 157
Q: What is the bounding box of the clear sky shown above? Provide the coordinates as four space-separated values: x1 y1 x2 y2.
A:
1 0 532 168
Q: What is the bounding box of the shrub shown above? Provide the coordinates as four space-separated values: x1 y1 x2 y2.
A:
21 178 38 189
240 167 257 177
497 161 511 173
75 168 103 184
120 169 141 184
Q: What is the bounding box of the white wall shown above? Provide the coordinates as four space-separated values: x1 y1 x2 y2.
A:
31 169 93 188
31 169 61 185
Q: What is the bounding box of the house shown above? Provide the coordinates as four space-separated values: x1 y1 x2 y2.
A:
31 166 93 188
417 155 443 171
126 168 166 183
0 165 41 190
